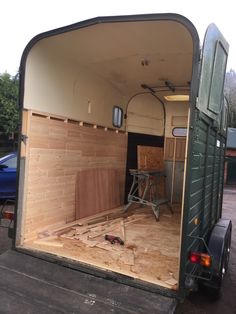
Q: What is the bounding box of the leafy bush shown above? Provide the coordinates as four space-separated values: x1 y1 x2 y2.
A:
0 72 19 136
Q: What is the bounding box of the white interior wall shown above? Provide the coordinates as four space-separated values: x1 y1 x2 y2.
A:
126 93 164 136
23 18 193 132
24 41 126 129
165 102 189 137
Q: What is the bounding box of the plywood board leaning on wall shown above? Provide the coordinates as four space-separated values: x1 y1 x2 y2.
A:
137 145 165 198
75 168 123 219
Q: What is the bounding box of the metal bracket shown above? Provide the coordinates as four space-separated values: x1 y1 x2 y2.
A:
188 234 213 259
185 235 214 282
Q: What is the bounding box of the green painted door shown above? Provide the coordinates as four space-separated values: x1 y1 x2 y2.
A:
196 24 229 127
179 24 229 296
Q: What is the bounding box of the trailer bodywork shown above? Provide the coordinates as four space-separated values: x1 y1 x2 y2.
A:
13 13 230 305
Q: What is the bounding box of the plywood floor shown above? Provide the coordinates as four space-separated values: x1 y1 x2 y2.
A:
23 205 181 290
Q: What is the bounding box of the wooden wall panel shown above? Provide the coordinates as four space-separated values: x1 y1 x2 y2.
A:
23 112 127 240
164 137 186 204
164 138 175 161
175 138 187 161
171 116 188 127
164 137 186 161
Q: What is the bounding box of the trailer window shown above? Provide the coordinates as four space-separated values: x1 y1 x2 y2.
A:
172 127 187 137
208 41 227 114
113 106 123 128
221 99 228 133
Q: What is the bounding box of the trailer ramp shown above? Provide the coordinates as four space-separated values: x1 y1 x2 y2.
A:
0 250 177 314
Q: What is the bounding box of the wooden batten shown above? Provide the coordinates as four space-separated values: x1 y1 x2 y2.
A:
171 138 177 204
31 112 49 119
21 109 32 157
19 109 32 245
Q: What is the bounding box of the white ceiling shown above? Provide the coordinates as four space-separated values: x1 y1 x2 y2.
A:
34 19 193 98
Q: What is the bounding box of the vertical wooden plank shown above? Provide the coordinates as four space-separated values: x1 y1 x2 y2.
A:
18 110 32 245
175 138 186 161
164 138 186 204
20 110 32 157
171 138 177 204
164 138 175 160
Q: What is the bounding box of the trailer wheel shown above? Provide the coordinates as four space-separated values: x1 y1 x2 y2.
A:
210 226 231 298
219 225 231 282
201 219 232 297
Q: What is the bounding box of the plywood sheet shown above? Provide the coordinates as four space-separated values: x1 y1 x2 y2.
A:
75 168 121 219
137 145 165 198
137 146 164 170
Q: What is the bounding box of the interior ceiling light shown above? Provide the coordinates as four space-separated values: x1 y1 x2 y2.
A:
164 95 189 102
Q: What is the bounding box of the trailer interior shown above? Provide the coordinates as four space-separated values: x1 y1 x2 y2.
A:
17 17 196 291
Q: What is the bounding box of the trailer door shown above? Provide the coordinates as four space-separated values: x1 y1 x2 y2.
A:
196 24 229 126
179 24 229 294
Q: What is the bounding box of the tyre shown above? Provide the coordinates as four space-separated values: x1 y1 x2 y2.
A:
200 220 232 298
219 225 231 282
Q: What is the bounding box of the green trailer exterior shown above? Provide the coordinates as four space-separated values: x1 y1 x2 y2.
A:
179 25 230 297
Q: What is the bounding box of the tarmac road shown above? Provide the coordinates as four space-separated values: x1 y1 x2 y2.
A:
0 187 236 313
0 219 12 254
0 199 13 254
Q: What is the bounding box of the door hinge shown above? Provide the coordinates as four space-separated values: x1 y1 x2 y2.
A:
21 134 28 144
199 47 203 62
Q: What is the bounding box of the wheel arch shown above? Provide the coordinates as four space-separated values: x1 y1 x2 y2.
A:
206 218 232 288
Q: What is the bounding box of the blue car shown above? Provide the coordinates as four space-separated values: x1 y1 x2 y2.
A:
0 153 17 199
